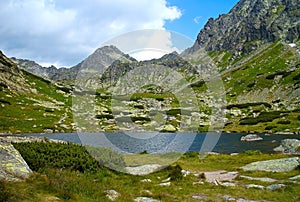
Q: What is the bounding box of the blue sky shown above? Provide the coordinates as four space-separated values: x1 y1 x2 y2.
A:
165 0 239 40
0 0 240 67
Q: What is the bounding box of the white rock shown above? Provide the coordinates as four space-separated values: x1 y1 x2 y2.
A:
245 184 265 189
105 190 120 201
134 197 160 202
141 178 152 183
158 182 171 186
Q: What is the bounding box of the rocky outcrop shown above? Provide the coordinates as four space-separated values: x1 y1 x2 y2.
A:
241 157 300 172
185 0 300 56
0 139 32 182
241 134 263 142
273 139 300 155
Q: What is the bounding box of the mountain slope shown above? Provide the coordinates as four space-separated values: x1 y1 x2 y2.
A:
0 51 74 134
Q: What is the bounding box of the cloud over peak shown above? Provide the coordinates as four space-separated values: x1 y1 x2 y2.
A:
0 0 181 67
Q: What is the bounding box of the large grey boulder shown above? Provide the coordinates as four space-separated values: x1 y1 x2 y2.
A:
125 164 163 175
0 140 32 181
273 139 300 155
241 157 299 172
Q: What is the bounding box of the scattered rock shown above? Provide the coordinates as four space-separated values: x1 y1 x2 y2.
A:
192 195 207 200
289 175 300 181
181 169 190 177
192 181 204 185
140 190 153 196
266 184 286 190
222 195 236 201
241 134 263 142
241 157 299 172
134 197 160 202
221 182 236 187
42 196 61 202
105 190 120 201
236 198 260 202
125 164 163 175
158 182 171 186
240 175 277 182
161 177 170 183
0 140 32 181
273 139 300 155
245 184 265 189
141 178 152 183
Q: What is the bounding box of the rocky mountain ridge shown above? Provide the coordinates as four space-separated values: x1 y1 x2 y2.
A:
185 0 300 56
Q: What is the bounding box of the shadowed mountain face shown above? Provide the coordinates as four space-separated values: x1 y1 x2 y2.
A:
185 0 300 55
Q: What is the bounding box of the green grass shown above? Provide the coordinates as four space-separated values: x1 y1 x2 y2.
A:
2 144 300 202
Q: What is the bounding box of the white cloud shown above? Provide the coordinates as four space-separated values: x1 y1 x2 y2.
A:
193 16 202 24
0 0 181 67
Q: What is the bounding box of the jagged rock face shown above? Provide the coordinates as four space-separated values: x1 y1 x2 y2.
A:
186 0 300 55
11 57 55 78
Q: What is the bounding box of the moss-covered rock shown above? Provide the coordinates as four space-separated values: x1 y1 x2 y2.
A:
0 140 32 182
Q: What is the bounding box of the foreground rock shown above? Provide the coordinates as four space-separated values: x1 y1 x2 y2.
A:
202 170 238 184
273 139 300 155
0 139 32 181
125 164 163 175
105 190 120 201
241 157 299 172
241 134 263 142
134 197 160 202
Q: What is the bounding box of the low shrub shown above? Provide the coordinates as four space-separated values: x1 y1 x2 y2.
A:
277 120 291 124
13 142 102 173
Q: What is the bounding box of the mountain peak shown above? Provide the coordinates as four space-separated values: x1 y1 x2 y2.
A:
186 0 300 55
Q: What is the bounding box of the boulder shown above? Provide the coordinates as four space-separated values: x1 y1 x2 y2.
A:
0 140 32 181
241 157 299 172
163 124 177 132
203 170 238 183
273 139 300 155
134 197 160 202
125 164 163 175
240 134 263 142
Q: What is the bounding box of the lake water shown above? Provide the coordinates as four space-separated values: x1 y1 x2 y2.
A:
23 132 299 154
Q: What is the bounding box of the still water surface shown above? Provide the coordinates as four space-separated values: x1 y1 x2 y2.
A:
23 132 299 154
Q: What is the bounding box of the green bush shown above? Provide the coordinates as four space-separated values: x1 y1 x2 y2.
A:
239 111 282 125
265 125 277 130
227 102 271 109
95 114 114 119
0 181 11 202
13 142 102 173
167 164 183 181
277 120 291 124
